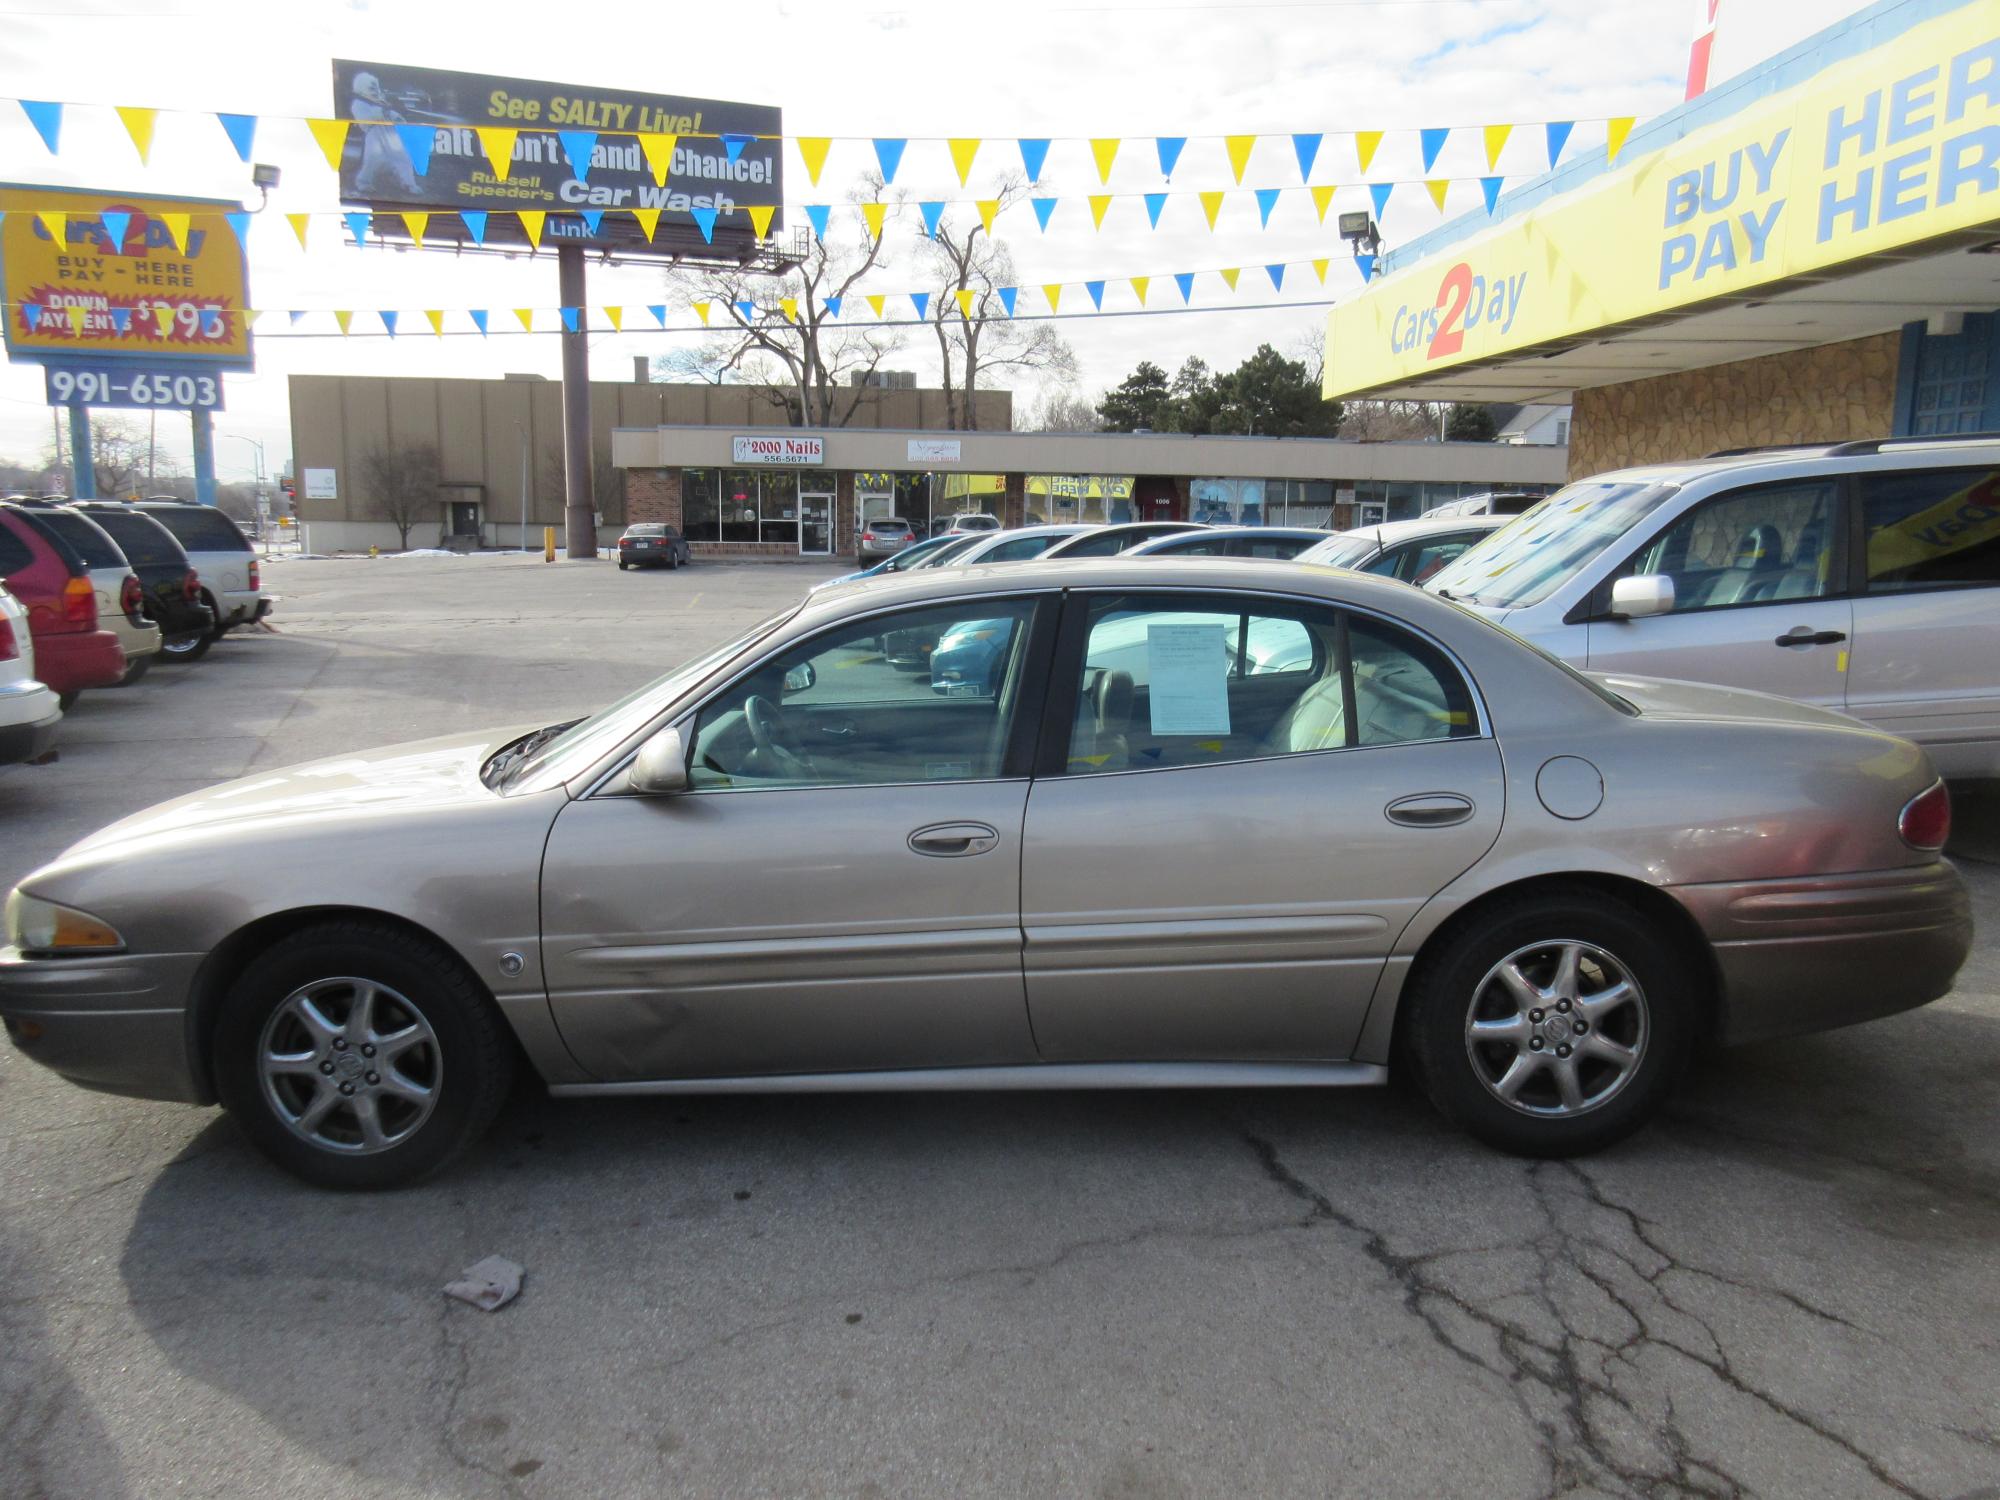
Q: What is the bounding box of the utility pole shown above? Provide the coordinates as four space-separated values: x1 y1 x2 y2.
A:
556 242 596 560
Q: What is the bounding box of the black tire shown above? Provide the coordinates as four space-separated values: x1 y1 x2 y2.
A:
213 921 516 1189
116 655 152 687
57 690 78 712
1404 888 1697 1157
618 560 628 571
664 552 678 571
158 629 213 663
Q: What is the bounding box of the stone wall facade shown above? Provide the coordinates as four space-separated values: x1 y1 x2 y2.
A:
1568 331 1902 479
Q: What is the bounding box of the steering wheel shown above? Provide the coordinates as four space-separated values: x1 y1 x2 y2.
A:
744 694 816 777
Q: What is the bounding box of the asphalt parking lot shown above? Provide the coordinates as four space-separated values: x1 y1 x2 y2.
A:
2 552 1997 1500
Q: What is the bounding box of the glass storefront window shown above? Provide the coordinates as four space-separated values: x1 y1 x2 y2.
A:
760 469 799 546
1028 475 1133 527
683 469 720 540
719 469 761 542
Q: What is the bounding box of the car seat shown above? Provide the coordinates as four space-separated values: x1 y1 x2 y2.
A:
1071 669 1134 770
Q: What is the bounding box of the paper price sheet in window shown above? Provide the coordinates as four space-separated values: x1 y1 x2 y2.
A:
1145 622 1232 737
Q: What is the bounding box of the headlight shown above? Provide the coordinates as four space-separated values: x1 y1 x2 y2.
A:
4 889 123 955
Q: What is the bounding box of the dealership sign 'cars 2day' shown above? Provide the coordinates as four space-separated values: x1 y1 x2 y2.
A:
732 435 824 465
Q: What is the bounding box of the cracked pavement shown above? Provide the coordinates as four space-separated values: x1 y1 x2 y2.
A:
1 555 1996 1499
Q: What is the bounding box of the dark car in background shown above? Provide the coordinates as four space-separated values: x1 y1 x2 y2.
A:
71 503 215 661
0 502 126 707
616 524 692 571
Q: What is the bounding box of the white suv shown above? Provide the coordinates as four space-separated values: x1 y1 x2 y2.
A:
134 500 268 637
1424 435 2000 779
0 582 60 765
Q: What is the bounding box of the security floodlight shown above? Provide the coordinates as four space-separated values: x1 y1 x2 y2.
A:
1338 212 1382 256
251 163 282 191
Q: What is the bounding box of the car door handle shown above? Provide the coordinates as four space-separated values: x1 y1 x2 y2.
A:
1774 628 1846 648
908 822 1000 857
1384 794 1475 828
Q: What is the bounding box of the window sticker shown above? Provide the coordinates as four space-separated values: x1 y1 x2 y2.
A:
1146 622 1232 735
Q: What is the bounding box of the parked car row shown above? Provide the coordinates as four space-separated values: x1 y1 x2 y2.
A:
0 497 273 768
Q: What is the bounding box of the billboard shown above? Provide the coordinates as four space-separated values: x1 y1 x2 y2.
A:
332 61 782 259
0 184 254 371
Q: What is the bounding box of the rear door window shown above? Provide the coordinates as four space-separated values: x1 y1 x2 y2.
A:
1860 467 2000 591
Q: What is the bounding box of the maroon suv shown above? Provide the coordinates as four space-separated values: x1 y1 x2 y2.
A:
0 502 125 706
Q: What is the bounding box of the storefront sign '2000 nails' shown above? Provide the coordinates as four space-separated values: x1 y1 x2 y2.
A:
731 435 824 465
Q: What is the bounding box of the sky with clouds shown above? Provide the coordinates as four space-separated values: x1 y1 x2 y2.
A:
0 0 1863 484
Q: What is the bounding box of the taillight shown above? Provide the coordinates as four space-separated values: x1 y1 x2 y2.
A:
0 616 15 661
1899 781 1951 851
183 570 201 603
61 574 96 629
120 574 143 618
248 558 260 591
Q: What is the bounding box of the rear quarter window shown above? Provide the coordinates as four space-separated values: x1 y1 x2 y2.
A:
82 511 187 569
1862 467 2000 590
144 506 251 553
31 509 127 571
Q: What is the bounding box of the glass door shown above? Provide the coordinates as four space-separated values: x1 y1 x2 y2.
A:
800 491 834 554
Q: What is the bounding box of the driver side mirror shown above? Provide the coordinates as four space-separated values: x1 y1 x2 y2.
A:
782 662 817 695
629 726 690 795
1609 574 1675 620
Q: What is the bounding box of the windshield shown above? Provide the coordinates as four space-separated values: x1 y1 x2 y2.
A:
499 606 796 791
1423 481 1680 610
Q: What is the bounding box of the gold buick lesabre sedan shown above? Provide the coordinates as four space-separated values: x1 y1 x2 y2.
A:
0 559 1973 1187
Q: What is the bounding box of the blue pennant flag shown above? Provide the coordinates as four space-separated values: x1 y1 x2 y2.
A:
721 133 753 163
1545 120 1574 170
560 307 580 333
1144 193 1166 228
1419 127 1449 173
1480 176 1503 213
580 210 604 235
911 291 930 320
1155 136 1185 179
289 309 307 326
460 210 488 244
692 206 718 243
805 203 830 238
470 309 490 335
734 299 755 320
1031 197 1057 231
397 123 435 176
218 112 257 162
23 305 43 330
109 307 132 333
379 310 398 337
1084 280 1105 310
873 138 906 182
1255 187 1280 227
647 305 667 327
99 211 131 253
1017 138 1050 183
919 201 945 238
1291 133 1322 182
1369 182 1393 219
558 131 597 182
20 100 61 153
823 296 843 319
225 211 251 251
1266 263 1285 291
1173 272 1195 304
998 286 1018 317
202 308 224 336
345 212 371 246
1356 253 1377 282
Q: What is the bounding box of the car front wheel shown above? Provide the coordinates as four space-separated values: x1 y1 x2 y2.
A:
213 921 515 1188
1405 890 1695 1157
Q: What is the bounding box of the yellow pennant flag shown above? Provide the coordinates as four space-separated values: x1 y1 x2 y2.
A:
955 287 975 319
1310 184 1336 223
1043 284 1062 313
949 138 981 186
1310 257 1330 284
244 308 263 327
518 211 545 247
747 203 776 239
1483 123 1513 171
1606 116 1636 163
514 308 534 332
861 202 886 239
603 306 624 331
1199 191 1225 230
780 296 799 322
632 207 661 241
307 118 350 172
479 127 518 181
1090 137 1120 184
1129 276 1149 305
402 211 429 248
795 137 832 185
425 309 445 336
1224 134 1256 184
35 211 64 245
1425 179 1450 211
65 305 87 335
1354 130 1383 174
333 310 353 335
865 294 886 318
287 213 310 249
638 133 676 186
1088 194 1112 229
116 105 158 164
1219 267 1240 291
976 199 1000 235
159 212 190 253
692 301 712 326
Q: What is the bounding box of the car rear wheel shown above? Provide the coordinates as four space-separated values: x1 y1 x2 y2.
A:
158 630 212 662
1405 890 1695 1157
214 921 515 1189
117 655 152 687
618 559 628 570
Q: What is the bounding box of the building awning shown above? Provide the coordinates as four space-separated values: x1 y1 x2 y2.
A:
1322 0 2000 405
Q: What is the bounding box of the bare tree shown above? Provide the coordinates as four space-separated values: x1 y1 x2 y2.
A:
919 178 1076 430
42 414 182 498
360 443 441 549
1026 385 1103 432
541 446 627 526
660 179 906 428
1338 400 1448 441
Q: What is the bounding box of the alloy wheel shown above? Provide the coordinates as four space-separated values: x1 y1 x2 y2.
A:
257 977 442 1153
1463 940 1649 1118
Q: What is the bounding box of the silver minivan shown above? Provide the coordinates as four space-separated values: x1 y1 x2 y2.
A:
1423 436 2000 780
